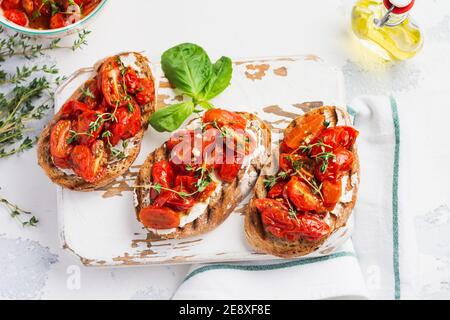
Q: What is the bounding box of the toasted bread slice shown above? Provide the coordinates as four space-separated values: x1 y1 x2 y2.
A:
135 112 272 239
245 106 360 258
37 52 156 191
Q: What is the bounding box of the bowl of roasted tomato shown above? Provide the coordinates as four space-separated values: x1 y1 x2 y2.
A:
0 0 107 37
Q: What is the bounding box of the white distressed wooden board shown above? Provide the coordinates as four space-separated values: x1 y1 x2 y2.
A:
56 55 351 266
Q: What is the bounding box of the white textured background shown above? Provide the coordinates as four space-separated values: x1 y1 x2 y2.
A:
0 0 449 299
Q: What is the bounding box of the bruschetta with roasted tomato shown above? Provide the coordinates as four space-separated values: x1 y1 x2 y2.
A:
245 106 360 258
37 52 156 191
135 109 271 239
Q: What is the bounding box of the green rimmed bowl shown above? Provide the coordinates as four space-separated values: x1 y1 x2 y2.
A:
0 0 108 38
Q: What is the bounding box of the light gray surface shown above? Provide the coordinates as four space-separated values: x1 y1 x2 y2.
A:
0 0 449 299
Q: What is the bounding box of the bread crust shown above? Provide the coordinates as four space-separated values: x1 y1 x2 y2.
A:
245 106 360 258
135 112 272 239
37 52 156 191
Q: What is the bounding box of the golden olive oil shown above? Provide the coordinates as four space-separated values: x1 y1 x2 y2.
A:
351 0 423 60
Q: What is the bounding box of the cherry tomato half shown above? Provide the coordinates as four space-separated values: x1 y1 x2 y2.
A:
311 126 359 156
49 13 65 29
314 147 354 182
322 179 342 210
124 67 139 94
283 113 325 150
161 176 197 211
4 9 29 26
139 206 180 229
285 176 324 213
21 0 33 14
78 78 102 109
50 120 73 160
60 100 91 119
254 198 331 242
99 57 127 107
69 141 106 183
72 110 104 146
135 78 155 106
218 161 242 183
150 160 175 200
267 181 287 199
279 153 311 173
1 0 21 11
108 101 141 146
165 186 196 211
203 109 247 130
197 181 217 202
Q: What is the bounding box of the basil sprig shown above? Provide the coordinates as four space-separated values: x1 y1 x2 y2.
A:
149 43 232 132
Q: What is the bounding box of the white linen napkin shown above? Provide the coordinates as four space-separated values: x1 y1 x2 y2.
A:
173 95 417 300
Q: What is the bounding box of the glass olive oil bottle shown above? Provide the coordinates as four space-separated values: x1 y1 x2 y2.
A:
352 0 423 60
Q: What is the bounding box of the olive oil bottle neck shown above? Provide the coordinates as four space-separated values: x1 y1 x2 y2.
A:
377 5 409 27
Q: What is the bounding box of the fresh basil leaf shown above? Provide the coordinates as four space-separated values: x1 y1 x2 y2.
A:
149 101 195 132
200 56 232 100
161 43 212 98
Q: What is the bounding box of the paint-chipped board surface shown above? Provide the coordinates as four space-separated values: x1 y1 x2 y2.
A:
57 55 350 266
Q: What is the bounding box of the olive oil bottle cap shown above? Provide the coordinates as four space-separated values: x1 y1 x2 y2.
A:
384 0 415 14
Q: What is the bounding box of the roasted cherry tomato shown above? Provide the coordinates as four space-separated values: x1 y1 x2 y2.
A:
218 162 242 183
285 176 324 212
135 78 155 106
202 127 225 170
124 67 139 94
80 0 101 15
158 175 198 211
150 160 175 200
280 140 294 154
283 113 325 150
139 206 180 229
166 185 196 211
279 153 311 172
152 191 174 208
4 9 28 26
254 198 331 242
168 130 206 174
21 0 33 14
49 12 65 29
33 0 51 15
197 181 217 202
203 109 247 130
50 120 73 160
60 100 91 119
315 147 354 182
69 141 106 183
1 0 21 10
322 179 342 210
222 125 256 157
72 110 104 146
52 156 71 169
267 181 287 199
79 78 102 109
254 198 289 212
99 57 127 107
167 130 194 152
109 102 141 146
174 175 198 193
311 126 359 156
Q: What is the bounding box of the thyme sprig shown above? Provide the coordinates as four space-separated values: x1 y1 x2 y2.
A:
0 28 90 159
0 27 90 60
263 171 289 189
0 195 39 227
